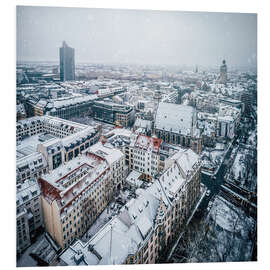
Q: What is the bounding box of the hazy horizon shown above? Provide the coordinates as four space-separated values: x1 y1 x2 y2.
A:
17 6 257 68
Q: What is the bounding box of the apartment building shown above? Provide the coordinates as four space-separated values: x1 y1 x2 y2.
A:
125 134 162 181
26 95 97 119
16 116 101 183
59 147 201 265
217 105 241 140
16 179 43 255
38 152 111 249
87 142 127 199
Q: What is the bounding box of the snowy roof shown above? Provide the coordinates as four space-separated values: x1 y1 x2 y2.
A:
88 142 124 166
134 134 162 153
170 148 200 178
17 152 47 173
16 179 40 208
126 170 143 187
155 102 196 136
61 185 162 265
40 152 109 210
50 95 97 109
218 105 240 121
16 104 26 115
105 128 132 138
134 118 152 130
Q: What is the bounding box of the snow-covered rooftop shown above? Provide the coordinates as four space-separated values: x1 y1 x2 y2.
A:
88 142 124 166
155 102 196 136
16 179 40 208
134 134 162 153
40 152 109 211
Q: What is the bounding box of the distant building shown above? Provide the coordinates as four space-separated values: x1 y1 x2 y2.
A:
217 105 241 140
240 90 252 116
219 59 227 84
60 41 75 81
26 95 97 119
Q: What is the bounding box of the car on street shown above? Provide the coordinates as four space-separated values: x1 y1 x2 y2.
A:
206 190 211 196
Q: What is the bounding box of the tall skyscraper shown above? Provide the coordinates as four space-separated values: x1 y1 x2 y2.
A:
59 41 75 81
219 59 227 84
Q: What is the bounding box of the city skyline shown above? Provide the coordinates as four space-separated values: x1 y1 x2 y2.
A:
15 5 257 267
17 6 257 68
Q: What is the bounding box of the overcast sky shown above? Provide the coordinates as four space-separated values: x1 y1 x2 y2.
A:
16 6 257 67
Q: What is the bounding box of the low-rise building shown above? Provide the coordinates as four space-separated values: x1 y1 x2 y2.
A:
26 95 97 119
217 105 241 140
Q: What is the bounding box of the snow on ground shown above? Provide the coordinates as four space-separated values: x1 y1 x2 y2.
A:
207 195 255 262
209 195 254 233
246 130 257 147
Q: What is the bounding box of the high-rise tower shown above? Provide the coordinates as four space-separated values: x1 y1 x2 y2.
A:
59 41 75 81
219 59 227 84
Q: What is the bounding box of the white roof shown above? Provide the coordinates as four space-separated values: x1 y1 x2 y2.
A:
88 142 124 165
170 148 200 177
155 102 195 136
16 179 40 208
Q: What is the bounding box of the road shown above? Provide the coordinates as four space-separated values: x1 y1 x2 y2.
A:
196 142 234 215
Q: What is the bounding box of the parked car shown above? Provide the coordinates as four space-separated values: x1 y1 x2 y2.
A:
206 190 211 196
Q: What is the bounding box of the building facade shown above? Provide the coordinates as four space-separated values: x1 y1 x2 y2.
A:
38 143 126 249
125 134 162 181
60 41 75 81
39 153 111 249
16 179 43 255
220 59 227 84
88 142 127 199
92 100 134 127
